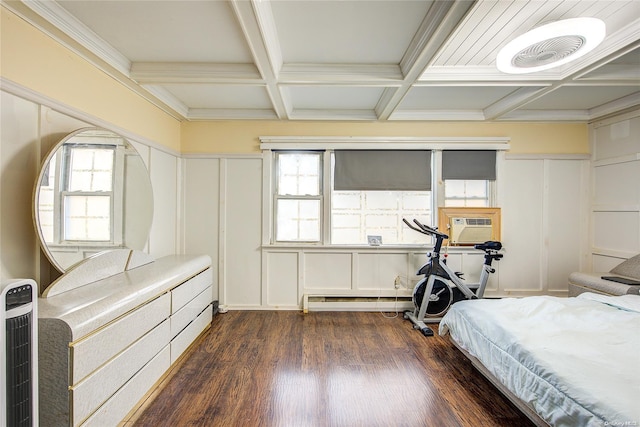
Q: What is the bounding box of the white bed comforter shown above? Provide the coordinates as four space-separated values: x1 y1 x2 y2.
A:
439 293 640 427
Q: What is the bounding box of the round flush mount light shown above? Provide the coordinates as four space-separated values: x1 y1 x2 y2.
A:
496 17 606 74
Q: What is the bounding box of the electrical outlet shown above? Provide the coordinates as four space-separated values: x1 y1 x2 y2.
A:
394 276 401 289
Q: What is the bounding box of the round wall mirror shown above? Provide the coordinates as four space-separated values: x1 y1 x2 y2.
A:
34 128 154 272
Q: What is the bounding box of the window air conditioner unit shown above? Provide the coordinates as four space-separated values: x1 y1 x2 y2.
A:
450 217 493 244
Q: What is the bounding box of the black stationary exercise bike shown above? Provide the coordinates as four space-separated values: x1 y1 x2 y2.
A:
402 218 503 336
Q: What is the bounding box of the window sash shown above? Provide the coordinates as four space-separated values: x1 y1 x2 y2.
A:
274 151 323 242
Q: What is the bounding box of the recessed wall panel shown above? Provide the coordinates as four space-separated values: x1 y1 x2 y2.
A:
304 253 352 290
267 252 299 306
500 159 544 292
593 211 639 254
594 161 640 207
547 160 585 292
594 116 640 160
356 253 406 289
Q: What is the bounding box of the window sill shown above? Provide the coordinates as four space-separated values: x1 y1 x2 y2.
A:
261 243 480 253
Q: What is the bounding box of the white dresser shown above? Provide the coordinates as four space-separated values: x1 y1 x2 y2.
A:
38 253 213 427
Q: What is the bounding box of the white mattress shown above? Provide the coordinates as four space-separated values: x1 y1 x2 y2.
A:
439 293 640 427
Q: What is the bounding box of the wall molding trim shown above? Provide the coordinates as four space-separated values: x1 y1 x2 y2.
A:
259 136 511 150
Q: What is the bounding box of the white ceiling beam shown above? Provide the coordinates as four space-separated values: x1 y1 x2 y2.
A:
188 108 279 120
278 64 403 85
229 0 288 119
497 110 591 122
130 63 263 84
375 0 476 120
288 109 379 121
389 110 486 121
482 86 551 121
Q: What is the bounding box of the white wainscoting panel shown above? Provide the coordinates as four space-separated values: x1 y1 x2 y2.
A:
265 251 299 307
0 92 40 282
594 161 640 208
149 148 178 258
356 253 407 290
593 211 640 254
593 113 640 160
304 252 353 290
591 111 640 265
183 158 220 300
546 160 587 293
223 158 263 307
500 159 545 294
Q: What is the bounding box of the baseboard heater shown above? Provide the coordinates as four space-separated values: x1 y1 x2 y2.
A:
303 294 412 313
1 279 38 427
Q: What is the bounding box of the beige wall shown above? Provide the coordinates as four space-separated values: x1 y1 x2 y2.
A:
181 120 589 154
0 7 181 152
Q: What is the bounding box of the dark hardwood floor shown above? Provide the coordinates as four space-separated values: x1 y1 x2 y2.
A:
129 311 535 427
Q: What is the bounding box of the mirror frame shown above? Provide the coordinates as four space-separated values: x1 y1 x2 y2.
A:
33 127 154 273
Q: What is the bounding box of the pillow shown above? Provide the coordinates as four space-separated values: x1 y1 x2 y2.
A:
610 253 640 280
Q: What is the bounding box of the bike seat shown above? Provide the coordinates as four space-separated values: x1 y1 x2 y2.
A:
474 241 502 251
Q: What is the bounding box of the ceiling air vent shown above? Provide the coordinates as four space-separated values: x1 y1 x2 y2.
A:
496 18 605 74
512 35 586 69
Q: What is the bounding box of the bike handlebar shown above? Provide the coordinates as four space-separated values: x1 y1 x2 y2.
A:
402 218 449 240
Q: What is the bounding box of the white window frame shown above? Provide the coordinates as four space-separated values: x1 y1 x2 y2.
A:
53 143 125 246
273 151 324 243
261 137 510 246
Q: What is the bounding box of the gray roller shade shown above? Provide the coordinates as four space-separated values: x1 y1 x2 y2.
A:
442 150 496 180
334 150 431 191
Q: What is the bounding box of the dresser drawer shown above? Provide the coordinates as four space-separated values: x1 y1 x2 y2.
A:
81 346 171 427
71 320 170 425
171 268 212 314
71 292 171 384
170 285 212 339
171 305 212 364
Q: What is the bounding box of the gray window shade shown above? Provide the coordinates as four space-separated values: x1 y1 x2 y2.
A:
442 150 496 180
334 150 431 191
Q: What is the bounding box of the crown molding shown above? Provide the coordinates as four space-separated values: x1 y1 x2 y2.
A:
21 0 131 75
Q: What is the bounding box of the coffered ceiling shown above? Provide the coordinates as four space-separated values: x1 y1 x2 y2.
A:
5 0 640 122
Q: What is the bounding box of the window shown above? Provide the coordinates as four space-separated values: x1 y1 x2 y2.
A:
442 150 496 208
61 144 115 241
275 152 322 241
269 144 499 245
331 151 432 244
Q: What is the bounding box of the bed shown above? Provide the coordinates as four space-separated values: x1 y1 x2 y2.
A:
439 293 640 427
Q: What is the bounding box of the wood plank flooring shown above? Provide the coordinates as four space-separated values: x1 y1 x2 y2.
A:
130 311 535 427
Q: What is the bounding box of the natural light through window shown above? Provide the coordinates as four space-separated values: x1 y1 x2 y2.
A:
444 180 490 207
62 146 114 241
275 152 322 242
271 147 497 245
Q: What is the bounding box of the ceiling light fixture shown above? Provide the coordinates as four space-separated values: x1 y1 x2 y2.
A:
496 17 606 74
